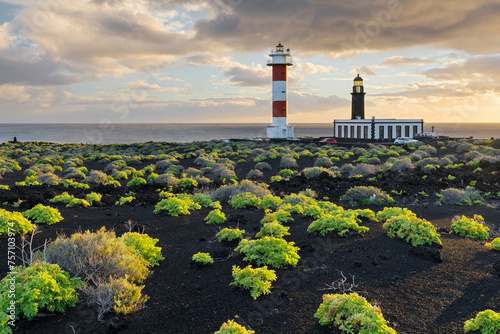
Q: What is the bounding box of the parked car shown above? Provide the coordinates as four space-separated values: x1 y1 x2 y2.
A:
319 138 337 144
413 132 438 141
394 137 419 144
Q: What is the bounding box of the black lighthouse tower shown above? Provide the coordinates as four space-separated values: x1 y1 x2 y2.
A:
351 74 365 119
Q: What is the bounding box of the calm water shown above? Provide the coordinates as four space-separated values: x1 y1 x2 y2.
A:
0 123 498 144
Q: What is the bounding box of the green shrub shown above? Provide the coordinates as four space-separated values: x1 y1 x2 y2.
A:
86 192 102 206
279 169 294 177
177 177 198 189
451 215 489 240
235 236 300 268
60 179 90 189
85 276 148 317
375 207 416 222
485 238 500 251
216 228 245 242
49 192 74 204
464 309 500 333
120 232 164 267
0 209 34 235
215 319 255 334
439 187 484 206
259 194 283 210
230 265 277 299
0 261 84 332
229 192 261 209
314 293 396 334
154 197 192 216
383 215 442 246
205 209 226 224
191 193 213 208
256 222 290 238
42 227 149 283
340 186 395 206
308 212 369 237
192 252 214 265
67 198 90 208
302 204 325 219
115 196 135 206
22 204 63 225
0 185 9 190
126 177 147 187
260 209 293 224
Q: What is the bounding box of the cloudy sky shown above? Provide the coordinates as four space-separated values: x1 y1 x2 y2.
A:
0 0 499 124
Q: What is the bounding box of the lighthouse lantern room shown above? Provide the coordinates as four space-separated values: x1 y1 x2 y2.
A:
267 43 294 139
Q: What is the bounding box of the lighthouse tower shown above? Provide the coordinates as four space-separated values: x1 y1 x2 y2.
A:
267 43 294 139
351 74 366 120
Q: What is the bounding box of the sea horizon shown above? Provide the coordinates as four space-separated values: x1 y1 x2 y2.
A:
0 122 498 144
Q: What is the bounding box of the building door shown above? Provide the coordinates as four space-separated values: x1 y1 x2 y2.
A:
388 126 393 139
338 126 342 138
350 126 354 138
344 126 348 138
396 126 402 138
413 125 418 136
379 126 385 140
405 126 410 137
364 126 368 139
357 126 361 138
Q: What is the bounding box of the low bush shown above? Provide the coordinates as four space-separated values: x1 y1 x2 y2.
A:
375 207 416 222
314 293 396 334
211 180 271 203
86 192 102 206
246 169 264 179
259 194 283 210
340 186 395 206
255 162 272 171
485 238 500 251
280 155 297 168
115 196 135 206
0 209 34 235
229 192 261 209
235 236 300 268
216 228 245 242
84 170 110 185
230 265 277 299
256 222 290 238
0 261 84 333
126 177 147 187
464 309 500 333
22 204 63 225
260 209 293 224
42 227 150 283
302 167 339 179
49 192 74 204
314 157 333 168
154 196 198 216
192 252 214 265
205 209 226 224
215 319 255 334
451 215 489 240
307 212 369 237
119 232 164 267
439 187 484 206
191 193 213 208
383 215 442 246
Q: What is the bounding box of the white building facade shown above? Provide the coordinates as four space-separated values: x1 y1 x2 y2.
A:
333 117 424 140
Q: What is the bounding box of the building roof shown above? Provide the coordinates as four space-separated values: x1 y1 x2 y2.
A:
354 74 363 81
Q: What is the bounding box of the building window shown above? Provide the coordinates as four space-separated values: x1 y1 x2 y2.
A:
350 126 354 138
364 126 368 139
405 126 410 137
379 126 385 139
357 126 361 138
396 126 402 138
388 126 393 139
338 126 342 138
413 125 418 136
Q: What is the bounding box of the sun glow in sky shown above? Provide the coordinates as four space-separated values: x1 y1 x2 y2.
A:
0 0 499 124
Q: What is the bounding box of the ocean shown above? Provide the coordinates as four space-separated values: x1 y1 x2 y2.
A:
0 123 498 145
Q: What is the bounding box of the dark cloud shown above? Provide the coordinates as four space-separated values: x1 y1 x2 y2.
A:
0 56 82 86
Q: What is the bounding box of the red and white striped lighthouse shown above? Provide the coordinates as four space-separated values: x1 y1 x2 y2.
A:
267 43 294 139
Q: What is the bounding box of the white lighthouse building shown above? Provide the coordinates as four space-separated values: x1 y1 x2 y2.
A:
267 43 294 139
